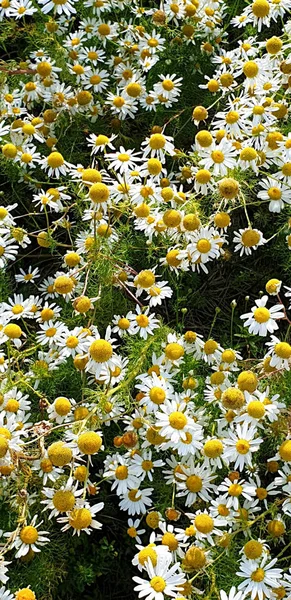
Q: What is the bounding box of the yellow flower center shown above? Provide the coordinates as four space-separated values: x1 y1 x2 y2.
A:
253 307 270 323
169 411 187 429
204 439 223 458
69 508 92 530
275 342 291 358
150 577 166 592
149 387 166 405
186 475 202 492
194 514 214 534
251 568 265 583
20 526 39 545
53 490 75 512
211 150 224 163
135 315 149 327
247 401 265 418
90 340 113 362
236 439 250 454
228 483 243 496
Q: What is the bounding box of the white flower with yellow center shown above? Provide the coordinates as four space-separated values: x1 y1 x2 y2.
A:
155 522 186 559
233 228 266 256
84 327 119 377
38 0 77 16
127 306 159 340
217 476 255 510
176 459 216 506
153 74 182 100
135 372 174 414
185 509 227 545
9 516 49 558
39 151 73 178
47 395 75 424
105 146 142 175
36 320 68 347
127 518 146 545
106 90 138 119
258 177 291 212
198 139 237 176
41 478 83 517
103 454 139 496
15 267 40 284
240 295 284 336
3 387 30 417
0 236 18 268
58 327 88 358
132 533 171 572
188 227 224 265
133 557 185 600
223 423 263 470
87 132 117 155
58 501 104 536
237 555 282 600
1 294 35 321
155 399 197 444
131 450 164 482
242 1 271 32
32 454 63 485
119 487 153 515
141 133 175 163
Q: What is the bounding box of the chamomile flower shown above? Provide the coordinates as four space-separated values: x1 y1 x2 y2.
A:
223 423 263 470
233 228 266 256
58 501 104 535
10 517 49 558
119 487 153 515
127 519 146 545
15 267 40 284
237 556 282 600
240 295 284 336
133 557 185 600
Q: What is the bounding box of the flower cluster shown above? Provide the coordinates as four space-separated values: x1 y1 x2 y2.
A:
1 0 291 598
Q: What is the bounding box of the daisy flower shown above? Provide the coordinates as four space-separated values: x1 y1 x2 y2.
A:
38 0 77 16
135 372 174 413
10 0 37 18
131 450 164 482
15 267 40 284
198 139 237 176
141 133 175 163
87 132 117 154
223 423 263 470
188 227 224 266
265 335 291 370
127 306 159 340
154 399 198 444
47 396 75 424
41 478 83 517
176 459 216 506
39 151 73 178
36 320 68 347
9 516 49 558
119 487 153 515
103 455 139 496
133 557 185 600
233 228 266 256
240 295 285 336
58 501 104 535
237 556 282 600
258 177 291 212
0 236 18 268
127 519 146 545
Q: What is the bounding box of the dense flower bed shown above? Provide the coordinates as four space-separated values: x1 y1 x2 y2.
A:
1 0 291 599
